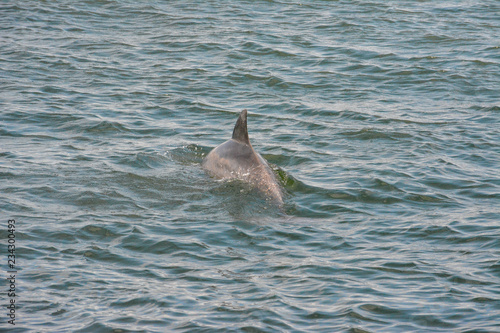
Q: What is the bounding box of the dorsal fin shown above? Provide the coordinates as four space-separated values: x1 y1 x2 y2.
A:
232 109 250 145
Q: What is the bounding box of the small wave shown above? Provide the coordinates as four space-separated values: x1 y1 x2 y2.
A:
339 128 413 141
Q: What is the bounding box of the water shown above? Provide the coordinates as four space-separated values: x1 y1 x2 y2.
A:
1 0 499 331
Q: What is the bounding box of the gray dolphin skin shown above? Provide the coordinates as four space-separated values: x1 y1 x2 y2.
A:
203 109 284 205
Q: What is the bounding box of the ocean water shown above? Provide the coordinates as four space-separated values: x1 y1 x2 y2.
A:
1 0 499 332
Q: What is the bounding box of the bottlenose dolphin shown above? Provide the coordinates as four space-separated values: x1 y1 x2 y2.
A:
203 110 284 205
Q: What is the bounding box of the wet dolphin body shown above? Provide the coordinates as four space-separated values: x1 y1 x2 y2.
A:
202 110 284 205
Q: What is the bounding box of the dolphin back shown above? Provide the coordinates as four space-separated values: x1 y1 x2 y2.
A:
203 110 284 205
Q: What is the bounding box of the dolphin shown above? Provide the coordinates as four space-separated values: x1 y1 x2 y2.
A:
202 109 284 205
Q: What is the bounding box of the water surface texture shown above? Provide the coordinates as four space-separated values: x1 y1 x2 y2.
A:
1 1 500 332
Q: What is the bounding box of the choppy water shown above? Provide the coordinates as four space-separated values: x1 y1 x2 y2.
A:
1 1 500 332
